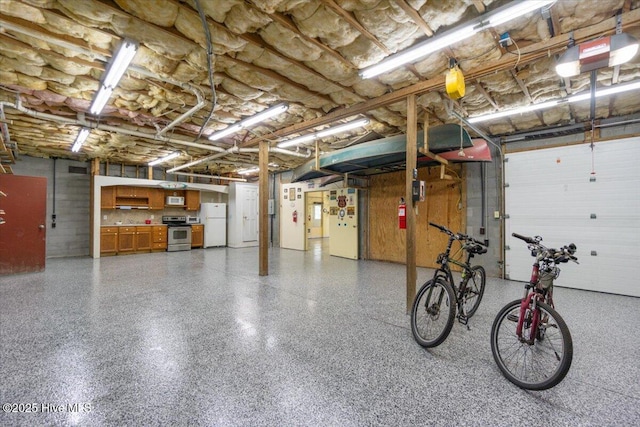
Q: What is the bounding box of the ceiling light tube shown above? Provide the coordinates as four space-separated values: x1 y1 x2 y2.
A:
360 25 477 79
241 103 288 127
208 103 289 141
467 79 640 123
102 39 139 89
316 118 370 138
209 124 243 141
485 0 555 28
277 118 369 148
148 151 180 166
71 128 90 152
89 39 138 115
89 87 113 115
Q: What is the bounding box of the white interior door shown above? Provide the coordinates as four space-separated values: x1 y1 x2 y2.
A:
241 186 258 242
280 184 306 250
505 137 640 297
329 188 358 259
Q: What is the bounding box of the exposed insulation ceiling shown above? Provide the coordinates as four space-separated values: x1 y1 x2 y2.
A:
1 0 639 178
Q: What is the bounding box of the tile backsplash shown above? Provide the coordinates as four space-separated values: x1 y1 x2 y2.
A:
101 208 195 225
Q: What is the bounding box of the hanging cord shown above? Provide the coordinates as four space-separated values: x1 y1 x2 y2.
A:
193 0 217 142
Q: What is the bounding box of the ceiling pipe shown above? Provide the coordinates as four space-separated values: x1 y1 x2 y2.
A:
0 97 225 152
166 145 311 173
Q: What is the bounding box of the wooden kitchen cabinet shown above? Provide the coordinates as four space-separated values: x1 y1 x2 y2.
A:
149 188 165 210
191 224 204 248
101 186 116 209
136 227 152 252
151 225 167 251
116 186 149 198
185 190 200 211
117 226 136 253
100 226 118 255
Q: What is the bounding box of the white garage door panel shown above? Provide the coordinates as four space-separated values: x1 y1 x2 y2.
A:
505 138 640 297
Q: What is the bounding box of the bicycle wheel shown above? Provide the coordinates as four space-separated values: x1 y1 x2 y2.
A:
460 265 486 319
411 278 456 348
490 299 573 390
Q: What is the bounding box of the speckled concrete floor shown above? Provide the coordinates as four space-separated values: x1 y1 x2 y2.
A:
1 240 638 426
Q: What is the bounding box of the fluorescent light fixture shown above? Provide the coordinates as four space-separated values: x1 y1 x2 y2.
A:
360 1 555 79
568 79 640 102
242 104 288 127
208 103 289 141
360 25 477 79
148 152 180 166
89 87 113 115
71 128 90 152
467 79 640 123
237 167 260 175
486 0 555 28
209 124 242 141
556 33 639 77
102 40 139 89
89 39 138 115
277 118 369 148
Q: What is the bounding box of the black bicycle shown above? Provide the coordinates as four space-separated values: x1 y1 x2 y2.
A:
411 222 488 347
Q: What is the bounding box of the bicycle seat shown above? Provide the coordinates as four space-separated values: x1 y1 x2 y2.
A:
467 244 487 254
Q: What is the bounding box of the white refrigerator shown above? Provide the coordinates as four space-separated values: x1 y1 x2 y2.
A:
200 203 227 248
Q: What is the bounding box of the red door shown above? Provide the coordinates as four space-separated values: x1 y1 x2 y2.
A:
0 175 47 274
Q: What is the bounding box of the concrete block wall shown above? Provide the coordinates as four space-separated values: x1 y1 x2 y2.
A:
12 156 90 258
466 160 503 278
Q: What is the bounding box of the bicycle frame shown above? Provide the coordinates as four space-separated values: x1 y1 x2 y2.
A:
430 233 479 321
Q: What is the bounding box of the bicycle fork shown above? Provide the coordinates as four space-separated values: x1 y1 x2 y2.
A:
516 293 540 345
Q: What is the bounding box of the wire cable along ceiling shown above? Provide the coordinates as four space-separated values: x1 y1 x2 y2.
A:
0 0 639 177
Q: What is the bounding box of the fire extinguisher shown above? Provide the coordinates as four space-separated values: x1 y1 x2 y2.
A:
398 198 406 230
293 210 298 223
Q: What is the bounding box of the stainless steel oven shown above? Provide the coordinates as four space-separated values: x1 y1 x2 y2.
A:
162 216 192 252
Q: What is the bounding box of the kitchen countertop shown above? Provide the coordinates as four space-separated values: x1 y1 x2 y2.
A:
101 224 166 227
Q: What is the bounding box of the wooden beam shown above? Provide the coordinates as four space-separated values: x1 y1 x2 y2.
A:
472 0 486 13
259 140 269 276
405 94 417 313
393 0 434 37
321 0 391 55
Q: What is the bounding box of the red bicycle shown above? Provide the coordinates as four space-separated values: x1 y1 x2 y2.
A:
490 233 578 390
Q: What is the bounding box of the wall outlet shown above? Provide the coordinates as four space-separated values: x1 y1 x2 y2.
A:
493 211 500 219
150 215 154 219
103 215 107 220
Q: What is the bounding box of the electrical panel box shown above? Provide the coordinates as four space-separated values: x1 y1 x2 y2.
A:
412 180 426 202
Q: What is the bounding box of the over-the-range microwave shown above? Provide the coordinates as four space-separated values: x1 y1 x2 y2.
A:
165 196 185 206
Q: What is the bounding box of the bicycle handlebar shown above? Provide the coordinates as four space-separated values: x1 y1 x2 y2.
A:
429 222 487 253
512 232 537 244
512 232 578 263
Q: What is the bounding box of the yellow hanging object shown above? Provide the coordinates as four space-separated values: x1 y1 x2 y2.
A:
446 65 466 99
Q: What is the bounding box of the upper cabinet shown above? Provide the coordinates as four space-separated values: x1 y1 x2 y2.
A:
149 188 165 210
101 186 116 209
185 190 200 211
100 185 200 211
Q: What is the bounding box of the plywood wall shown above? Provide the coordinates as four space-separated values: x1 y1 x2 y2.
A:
369 165 466 268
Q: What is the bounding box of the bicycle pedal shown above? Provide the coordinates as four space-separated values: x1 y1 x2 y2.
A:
457 314 468 325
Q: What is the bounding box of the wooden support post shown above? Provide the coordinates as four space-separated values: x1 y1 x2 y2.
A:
406 94 418 313
259 140 269 276
148 166 153 180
